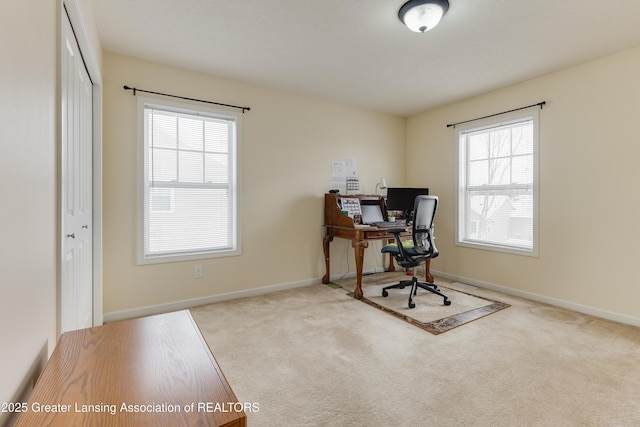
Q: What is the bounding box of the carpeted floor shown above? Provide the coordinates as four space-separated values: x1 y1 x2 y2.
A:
190 276 640 426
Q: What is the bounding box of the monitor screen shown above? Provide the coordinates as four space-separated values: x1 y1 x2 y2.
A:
385 187 429 215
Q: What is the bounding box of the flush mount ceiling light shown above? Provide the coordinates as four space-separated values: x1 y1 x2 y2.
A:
398 0 449 33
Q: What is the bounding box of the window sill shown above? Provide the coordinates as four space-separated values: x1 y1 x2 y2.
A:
137 248 241 265
456 240 538 257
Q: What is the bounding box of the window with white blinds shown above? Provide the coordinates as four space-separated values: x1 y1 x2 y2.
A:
138 97 241 263
457 110 538 255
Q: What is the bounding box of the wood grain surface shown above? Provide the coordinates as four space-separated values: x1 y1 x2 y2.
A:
15 310 246 427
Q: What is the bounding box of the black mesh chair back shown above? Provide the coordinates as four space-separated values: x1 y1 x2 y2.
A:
412 195 439 258
380 195 450 308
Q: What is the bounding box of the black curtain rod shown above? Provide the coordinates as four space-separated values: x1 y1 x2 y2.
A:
446 101 545 128
123 85 250 113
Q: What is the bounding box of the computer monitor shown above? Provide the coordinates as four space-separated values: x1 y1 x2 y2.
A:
385 187 429 222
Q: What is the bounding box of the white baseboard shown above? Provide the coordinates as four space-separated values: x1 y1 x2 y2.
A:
105 269 640 328
2 341 48 427
432 269 640 327
103 268 386 323
103 277 320 323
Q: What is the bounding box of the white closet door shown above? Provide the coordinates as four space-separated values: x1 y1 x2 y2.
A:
61 11 93 333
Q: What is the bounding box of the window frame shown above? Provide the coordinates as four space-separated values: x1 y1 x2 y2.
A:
456 109 539 256
137 96 242 264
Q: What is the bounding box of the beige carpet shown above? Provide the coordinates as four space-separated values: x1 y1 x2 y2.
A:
190 278 640 426
332 272 509 334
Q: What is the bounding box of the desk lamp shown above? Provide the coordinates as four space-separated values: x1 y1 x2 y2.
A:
375 178 388 195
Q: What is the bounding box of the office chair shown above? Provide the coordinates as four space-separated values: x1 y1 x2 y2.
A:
381 195 451 309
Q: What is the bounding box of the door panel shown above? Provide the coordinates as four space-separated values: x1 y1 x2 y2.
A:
61 12 93 333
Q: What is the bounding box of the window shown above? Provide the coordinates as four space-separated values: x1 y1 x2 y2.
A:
457 110 538 255
138 97 241 264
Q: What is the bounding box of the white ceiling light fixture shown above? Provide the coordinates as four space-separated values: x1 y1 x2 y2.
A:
398 0 449 33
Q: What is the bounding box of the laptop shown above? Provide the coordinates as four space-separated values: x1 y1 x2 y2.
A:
360 204 384 225
360 203 409 228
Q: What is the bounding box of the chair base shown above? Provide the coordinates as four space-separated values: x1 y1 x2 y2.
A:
382 277 451 309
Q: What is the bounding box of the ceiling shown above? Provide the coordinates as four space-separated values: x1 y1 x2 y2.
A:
90 0 640 116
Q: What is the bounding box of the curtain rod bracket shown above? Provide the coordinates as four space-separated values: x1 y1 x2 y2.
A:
123 85 250 113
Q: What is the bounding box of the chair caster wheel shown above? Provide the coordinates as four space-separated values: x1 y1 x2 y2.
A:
444 299 451 306
409 301 415 309
382 290 388 297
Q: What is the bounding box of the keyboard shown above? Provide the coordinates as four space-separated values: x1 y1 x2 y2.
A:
373 221 409 228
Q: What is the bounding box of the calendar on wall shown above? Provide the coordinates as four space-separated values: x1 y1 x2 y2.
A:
330 156 358 194
346 176 360 195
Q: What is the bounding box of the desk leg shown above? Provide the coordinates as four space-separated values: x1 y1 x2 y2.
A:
386 238 396 272
322 234 333 284
352 240 368 300
424 260 434 282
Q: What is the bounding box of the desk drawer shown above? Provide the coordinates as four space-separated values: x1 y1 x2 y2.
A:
370 231 390 238
366 229 411 238
365 231 394 238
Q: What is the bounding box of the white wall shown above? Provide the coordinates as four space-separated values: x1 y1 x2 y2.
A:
102 53 406 317
406 46 640 322
0 1 102 423
0 0 57 421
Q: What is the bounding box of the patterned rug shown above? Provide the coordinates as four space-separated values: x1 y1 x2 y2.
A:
331 272 510 334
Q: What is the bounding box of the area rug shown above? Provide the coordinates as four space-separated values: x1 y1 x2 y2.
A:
332 272 510 334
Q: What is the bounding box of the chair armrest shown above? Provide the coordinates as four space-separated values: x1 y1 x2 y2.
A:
385 228 410 259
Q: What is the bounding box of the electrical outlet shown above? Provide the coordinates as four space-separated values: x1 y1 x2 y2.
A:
194 265 203 278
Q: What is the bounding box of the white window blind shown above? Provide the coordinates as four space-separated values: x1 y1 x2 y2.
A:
138 98 240 263
457 111 538 255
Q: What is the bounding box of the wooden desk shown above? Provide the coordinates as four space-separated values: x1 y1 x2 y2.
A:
322 193 432 299
16 310 246 427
